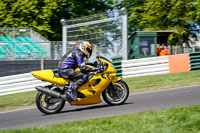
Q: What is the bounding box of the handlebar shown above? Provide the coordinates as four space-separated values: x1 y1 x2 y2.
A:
93 59 108 74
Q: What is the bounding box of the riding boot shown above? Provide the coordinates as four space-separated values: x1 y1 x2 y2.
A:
70 82 78 101
68 74 88 101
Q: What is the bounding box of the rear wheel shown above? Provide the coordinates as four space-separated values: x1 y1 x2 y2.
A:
35 87 65 114
102 80 129 105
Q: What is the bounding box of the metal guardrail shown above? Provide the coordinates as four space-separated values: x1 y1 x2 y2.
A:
2 52 199 96
112 61 122 77
0 73 50 96
121 56 169 78
190 52 200 70
0 56 184 96
113 56 169 78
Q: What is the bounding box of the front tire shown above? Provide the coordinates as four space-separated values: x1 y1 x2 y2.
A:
36 88 65 114
102 80 129 105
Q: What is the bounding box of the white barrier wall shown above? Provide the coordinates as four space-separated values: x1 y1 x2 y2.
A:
121 56 169 78
0 56 170 96
0 73 50 96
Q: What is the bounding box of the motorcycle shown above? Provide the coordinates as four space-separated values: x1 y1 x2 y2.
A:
31 56 129 114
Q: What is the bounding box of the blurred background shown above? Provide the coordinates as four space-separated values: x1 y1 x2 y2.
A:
0 0 200 76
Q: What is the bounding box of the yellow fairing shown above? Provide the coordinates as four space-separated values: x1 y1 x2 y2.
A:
99 58 117 73
31 69 69 85
71 73 112 105
112 77 122 83
71 58 118 105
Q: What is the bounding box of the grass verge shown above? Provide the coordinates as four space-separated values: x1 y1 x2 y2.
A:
125 70 200 92
1 70 200 112
0 91 37 112
1 105 200 133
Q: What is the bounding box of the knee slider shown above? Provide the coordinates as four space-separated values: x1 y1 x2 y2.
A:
82 74 88 82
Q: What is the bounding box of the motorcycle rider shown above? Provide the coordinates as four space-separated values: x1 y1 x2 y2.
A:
58 41 101 101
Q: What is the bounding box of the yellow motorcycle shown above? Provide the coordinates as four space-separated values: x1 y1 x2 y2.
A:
31 56 129 114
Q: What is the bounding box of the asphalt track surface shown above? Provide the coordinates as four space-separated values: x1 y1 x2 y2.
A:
0 85 200 130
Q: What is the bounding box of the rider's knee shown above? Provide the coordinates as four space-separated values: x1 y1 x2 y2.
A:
82 74 88 82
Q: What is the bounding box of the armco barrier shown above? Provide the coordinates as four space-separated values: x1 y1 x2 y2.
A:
0 73 50 96
190 52 200 70
113 53 192 78
1 56 169 96
0 53 197 96
121 56 169 78
112 61 122 77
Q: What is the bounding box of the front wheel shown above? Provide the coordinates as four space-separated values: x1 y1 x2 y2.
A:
35 87 65 114
102 80 129 105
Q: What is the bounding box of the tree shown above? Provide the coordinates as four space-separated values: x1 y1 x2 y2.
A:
118 0 200 46
117 0 147 36
48 0 115 40
189 0 200 34
0 0 114 40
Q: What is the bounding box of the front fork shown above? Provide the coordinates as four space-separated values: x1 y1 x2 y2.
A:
106 77 122 93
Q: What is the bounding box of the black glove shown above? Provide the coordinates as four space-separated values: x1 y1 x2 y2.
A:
93 66 105 74
92 61 98 67
92 67 101 72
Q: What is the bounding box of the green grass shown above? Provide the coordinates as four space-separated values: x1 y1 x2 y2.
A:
125 70 200 92
0 91 37 112
1 105 200 133
1 70 200 112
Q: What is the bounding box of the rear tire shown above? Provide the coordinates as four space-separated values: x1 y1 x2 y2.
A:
102 80 129 105
36 88 65 115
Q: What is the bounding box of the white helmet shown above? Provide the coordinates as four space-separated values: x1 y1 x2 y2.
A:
78 41 93 58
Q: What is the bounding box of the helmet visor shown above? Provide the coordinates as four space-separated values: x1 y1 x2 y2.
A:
86 47 92 57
